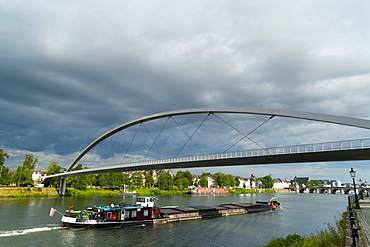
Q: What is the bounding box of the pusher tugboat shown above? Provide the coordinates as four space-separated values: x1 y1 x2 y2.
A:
61 196 160 228
57 196 280 228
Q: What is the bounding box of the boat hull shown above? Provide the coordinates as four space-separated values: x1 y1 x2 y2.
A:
61 216 124 228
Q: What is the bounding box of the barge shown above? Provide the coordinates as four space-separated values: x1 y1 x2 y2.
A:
59 196 280 228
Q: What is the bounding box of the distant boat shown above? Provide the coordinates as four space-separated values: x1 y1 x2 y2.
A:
190 187 229 194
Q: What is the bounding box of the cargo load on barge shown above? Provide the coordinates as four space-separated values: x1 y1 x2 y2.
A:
57 196 280 228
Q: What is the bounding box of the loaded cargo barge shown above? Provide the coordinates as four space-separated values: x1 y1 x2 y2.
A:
59 196 280 228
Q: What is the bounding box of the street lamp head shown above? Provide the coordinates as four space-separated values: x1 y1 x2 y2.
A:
349 167 356 178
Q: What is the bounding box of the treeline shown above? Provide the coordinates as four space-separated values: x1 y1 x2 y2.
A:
0 150 38 187
0 149 276 191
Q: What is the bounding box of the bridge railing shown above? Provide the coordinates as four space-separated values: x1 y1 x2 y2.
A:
112 137 370 169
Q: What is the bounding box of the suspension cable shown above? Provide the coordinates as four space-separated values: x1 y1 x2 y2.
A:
142 122 155 142
103 132 120 166
212 113 274 153
90 141 103 168
120 123 142 164
175 113 211 157
171 116 204 155
119 131 129 146
144 117 170 160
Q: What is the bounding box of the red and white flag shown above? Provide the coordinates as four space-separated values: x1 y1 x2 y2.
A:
49 207 57 217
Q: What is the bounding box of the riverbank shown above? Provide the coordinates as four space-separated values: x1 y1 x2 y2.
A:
0 187 289 197
0 187 59 197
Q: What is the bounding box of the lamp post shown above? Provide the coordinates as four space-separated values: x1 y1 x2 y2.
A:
366 181 369 197
359 178 363 197
349 168 361 209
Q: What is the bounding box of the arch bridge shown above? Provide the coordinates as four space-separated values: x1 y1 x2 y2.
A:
43 107 370 195
298 187 369 195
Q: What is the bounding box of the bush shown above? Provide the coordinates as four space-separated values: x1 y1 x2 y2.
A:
263 214 345 247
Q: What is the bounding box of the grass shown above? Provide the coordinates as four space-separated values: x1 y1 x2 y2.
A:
263 213 346 247
67 188 122 196
0 187 59 197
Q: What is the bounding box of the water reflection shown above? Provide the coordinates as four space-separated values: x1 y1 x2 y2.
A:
0 193 347 247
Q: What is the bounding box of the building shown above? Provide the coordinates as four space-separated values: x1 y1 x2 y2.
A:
272 178 290 190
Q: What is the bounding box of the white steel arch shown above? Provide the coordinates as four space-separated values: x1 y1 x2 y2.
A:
67 107 370 171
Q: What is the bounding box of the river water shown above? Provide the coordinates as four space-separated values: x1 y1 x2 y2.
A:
0 193 347 247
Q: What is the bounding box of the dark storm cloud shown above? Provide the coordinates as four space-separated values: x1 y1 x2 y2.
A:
1 1 370 181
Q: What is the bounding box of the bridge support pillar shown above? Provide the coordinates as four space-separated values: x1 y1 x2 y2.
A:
59 177 66 196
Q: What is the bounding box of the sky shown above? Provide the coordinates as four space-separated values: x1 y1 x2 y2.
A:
1 1 370 183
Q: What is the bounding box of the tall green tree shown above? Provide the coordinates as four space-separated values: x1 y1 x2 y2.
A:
174 177 191 189
175 170 193 186
144 174 155 188
46 162 62 175
14 154 38 187
14 165 33 187
46 162 62 187
23 153 38 170
157 173 174 190
97 172 130 189
199 176 208 187
184 171 193 186
130 171 143 189
258 175 274 188
215 173 236 188
0 166 13 185
66 164 91 190
0 149 10 185
0 149 9 166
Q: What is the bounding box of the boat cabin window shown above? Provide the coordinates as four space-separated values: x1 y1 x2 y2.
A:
131 211 137 218
137 198 146 203
143 210 149 217
107 212 112 219
125 210 130 218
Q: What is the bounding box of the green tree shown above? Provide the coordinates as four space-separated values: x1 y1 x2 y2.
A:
157 173 174 190
199 176 208 187
15 165 33 187
175 177 191 189
23 153 38 170
175 170 193 186
144 174 155 188
175 171 184 180
258 175 274 188
130 171 143 189
46 162 62 187
184 171 193 186
0 149 9 166
67 164 90 190
0 165 13 185
46 162 62 175
0 149 10 185
14 154 37 187
97 172 129 189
